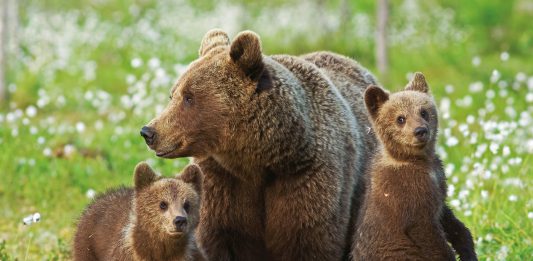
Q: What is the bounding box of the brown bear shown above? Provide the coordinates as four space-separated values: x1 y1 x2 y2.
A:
73 162 205 261
140 29 378 260
140 29 475 260
352 73 477 260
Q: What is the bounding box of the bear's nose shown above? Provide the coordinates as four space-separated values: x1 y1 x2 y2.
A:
173 216 187 230
414 127 428 139
140 126 155 145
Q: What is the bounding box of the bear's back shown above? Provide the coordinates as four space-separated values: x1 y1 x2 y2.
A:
73 187 133 261
302 51 377 151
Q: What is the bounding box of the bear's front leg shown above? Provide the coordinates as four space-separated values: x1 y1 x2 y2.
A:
265 168 348 261
441 205 478 261
196 157 271 261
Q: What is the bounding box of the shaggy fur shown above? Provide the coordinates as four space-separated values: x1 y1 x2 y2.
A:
73 163 204 261
141 29 476 260
352 73 477 260
142 29 378 260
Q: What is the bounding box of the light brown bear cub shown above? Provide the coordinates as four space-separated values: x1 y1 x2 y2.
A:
73 162 204 261
352 73 477 260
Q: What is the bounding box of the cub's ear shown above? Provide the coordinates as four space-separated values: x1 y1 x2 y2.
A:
134 162 158 191
364 85 389 119
230 30 264 81
177 164 203 195
199 29 230 57
405 72 429 93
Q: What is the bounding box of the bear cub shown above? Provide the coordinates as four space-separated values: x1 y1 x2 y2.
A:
73 162 204 261
352 73 476 260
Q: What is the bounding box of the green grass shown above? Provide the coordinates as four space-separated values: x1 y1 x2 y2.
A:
1 0 532 259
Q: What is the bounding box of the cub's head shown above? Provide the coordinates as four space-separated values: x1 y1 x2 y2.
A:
133 162 202 240
140 29 271 158
364 73 438 159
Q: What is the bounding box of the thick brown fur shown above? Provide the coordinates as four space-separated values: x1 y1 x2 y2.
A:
73 162 205 261
142 29 378 260
352 73 477 260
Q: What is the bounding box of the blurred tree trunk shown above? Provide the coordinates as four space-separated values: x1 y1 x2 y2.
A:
316 0 328 33
376 0 389 78
339 0 352 31
0 0 8 103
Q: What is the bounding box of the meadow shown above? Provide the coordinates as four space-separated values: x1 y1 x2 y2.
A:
0 0 532 259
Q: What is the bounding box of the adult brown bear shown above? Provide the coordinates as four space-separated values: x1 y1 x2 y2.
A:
141 29 475 260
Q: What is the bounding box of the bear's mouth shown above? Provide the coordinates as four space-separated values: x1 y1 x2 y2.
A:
156 142 183 158
167 228 186 237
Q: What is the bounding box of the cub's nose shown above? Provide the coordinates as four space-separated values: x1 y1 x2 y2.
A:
140 126 155 145
174 216 187 230
414 127 428 140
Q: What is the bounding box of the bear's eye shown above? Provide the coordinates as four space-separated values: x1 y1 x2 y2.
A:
421 109 428 120
160 201 168 211
169 95 172 100
183 201 190 213
397 116 406 125
183 94 193 105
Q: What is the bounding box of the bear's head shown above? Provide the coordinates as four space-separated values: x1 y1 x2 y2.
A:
133 162 202 241
364 72 438 159
140 29 271 158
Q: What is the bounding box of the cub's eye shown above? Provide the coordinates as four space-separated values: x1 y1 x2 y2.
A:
160 201 168 210
169 95 172 100
183 201 190 213
397 116 406 125
183 94 193 105
421 110 428 120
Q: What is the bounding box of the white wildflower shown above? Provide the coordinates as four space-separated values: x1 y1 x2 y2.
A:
131 58 143 68
526 93 533 103
471 56 481 67
26 105 37 117
148 57 160 69
445 84 454 94
515 72 526 82
43 147 52 157
64 144 76 157
481 190 488 199
486 89 495 99
508 195 517 202
468 81 483 93
76 122 86 133
489 143 499 154
450 199 460 208
491 70 501 83
23 213 41 225
86 189 96 199
500 51 509 61
446 137 458 147
466 115 475 124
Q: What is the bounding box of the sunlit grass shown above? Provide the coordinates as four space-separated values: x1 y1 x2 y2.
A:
1 0 532 259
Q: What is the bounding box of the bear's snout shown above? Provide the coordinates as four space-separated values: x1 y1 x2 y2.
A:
414 126 429 141
173 216 187 231
140 126 156 145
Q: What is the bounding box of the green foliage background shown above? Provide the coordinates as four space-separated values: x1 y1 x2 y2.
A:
1 0 532 259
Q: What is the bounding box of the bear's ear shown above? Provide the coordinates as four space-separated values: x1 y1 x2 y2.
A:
177 164 203 195
405 72 429 93
364 85 389 119
230 30 264 81
199 29 230 57
134 162 158 191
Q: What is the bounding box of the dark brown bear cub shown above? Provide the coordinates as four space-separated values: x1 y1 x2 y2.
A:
352 73 477 260
73 162 204 261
